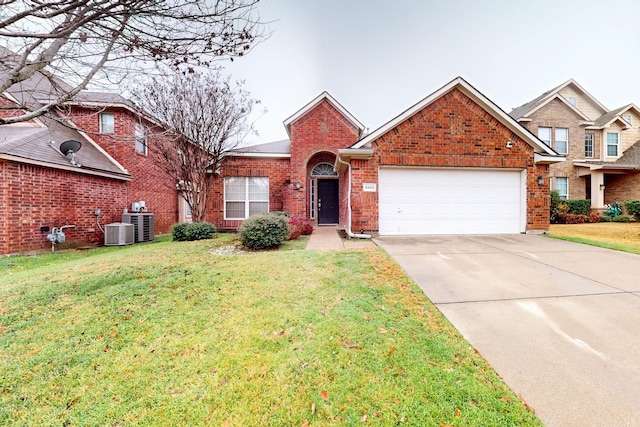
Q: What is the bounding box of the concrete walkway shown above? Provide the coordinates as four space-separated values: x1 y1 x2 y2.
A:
305 226 376 250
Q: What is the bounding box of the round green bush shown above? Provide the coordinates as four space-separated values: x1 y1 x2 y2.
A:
239 212 289 249
172 222 217 241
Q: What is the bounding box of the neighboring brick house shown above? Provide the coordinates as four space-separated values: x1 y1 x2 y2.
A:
510 79 640 208
216 77 563 235
0 71 181 254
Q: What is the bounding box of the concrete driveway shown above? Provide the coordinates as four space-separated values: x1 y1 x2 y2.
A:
375 234 640 427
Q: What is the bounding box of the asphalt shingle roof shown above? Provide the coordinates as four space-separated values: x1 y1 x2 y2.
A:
0 51 130 178
236 139 291 155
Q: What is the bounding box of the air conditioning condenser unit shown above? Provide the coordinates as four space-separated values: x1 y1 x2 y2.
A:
105 223 135 246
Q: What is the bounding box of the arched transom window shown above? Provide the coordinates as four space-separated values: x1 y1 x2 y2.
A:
311 163 337 176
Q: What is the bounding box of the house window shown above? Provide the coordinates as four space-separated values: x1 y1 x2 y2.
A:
584 133 594 158
554 128 568 154
567 97 577 107
135 122 147 155
606 132 619 157
310 179 316 219
224 177 269 219
100 112 114 133
555 177 568 200
311 163 338 176
538 127 551 146
623 114 632 125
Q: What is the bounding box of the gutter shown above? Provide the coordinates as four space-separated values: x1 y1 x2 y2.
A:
335 152 372 239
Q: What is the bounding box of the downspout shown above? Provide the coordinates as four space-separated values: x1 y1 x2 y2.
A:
336 154 372 239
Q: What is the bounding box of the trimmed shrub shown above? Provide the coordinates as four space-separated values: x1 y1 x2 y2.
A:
289 215 313 235
171 223 188 241
565 199 591 215
550 190 565 224
172 222 217 241
625 200 640 220
600 215 612 222
239 212 289 249
613 215 630 223
552 202 570 224
588 212 601 223
564 214 587 224
288 222 302 240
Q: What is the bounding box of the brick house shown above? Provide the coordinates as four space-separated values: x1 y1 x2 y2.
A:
215 77 563 235
510 79 640 208
1 71 182 254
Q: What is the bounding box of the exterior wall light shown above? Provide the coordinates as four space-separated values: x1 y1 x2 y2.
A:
600 184 606 191
537 176 544 185
293 180 301 190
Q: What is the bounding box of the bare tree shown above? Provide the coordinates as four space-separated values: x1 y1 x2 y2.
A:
134 69 257 222
0 0 264 124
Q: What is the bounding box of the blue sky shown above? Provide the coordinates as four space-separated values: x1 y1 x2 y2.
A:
223 0 640 145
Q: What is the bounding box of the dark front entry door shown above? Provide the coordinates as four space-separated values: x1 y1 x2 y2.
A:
317 179 339 224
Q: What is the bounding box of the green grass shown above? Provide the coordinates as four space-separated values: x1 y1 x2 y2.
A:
0 237 540 426
548 223 640 255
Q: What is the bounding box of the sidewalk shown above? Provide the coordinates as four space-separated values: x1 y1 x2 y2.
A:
305 226 376 250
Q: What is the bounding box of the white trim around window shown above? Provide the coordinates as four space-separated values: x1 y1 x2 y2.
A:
584 133 594 158
224 176 269 220
100 112 114 133
606 132 620 157
135 122 147 155
555 177 568 200
554 128 568 154
538 127 551 146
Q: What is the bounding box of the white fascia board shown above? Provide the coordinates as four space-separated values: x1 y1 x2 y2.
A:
0 153 132 180
526 94 592 121
56 99 164 128
534 152 566 164
352 76 557 156
283 91 365 137
230 152 291 159
564 79 609 113
335 148 374 173
590 116 632 130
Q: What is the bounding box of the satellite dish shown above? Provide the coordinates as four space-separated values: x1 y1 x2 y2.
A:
59 139 82 155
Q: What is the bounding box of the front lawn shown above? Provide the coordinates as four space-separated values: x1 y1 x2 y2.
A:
0 236 540 426
549 222 640 254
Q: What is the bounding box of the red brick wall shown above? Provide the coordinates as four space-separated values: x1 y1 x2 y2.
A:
66 107 178 232
350 88 549 233
0 160 127 254
210 157 291 230
288 100 361 219
0 96 32 120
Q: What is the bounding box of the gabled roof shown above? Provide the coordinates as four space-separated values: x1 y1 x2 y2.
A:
232 139 291 158
350 76 560 160
283 91 365 137
0 115 130 179
0 60 130 179
509 79 608 121
590 104 640 129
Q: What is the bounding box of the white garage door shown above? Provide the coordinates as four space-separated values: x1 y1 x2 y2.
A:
378 167 525 235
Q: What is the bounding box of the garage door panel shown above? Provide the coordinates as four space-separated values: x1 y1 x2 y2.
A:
379 168 523 235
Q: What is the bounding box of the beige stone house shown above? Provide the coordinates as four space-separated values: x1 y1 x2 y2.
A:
510 79 640 208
